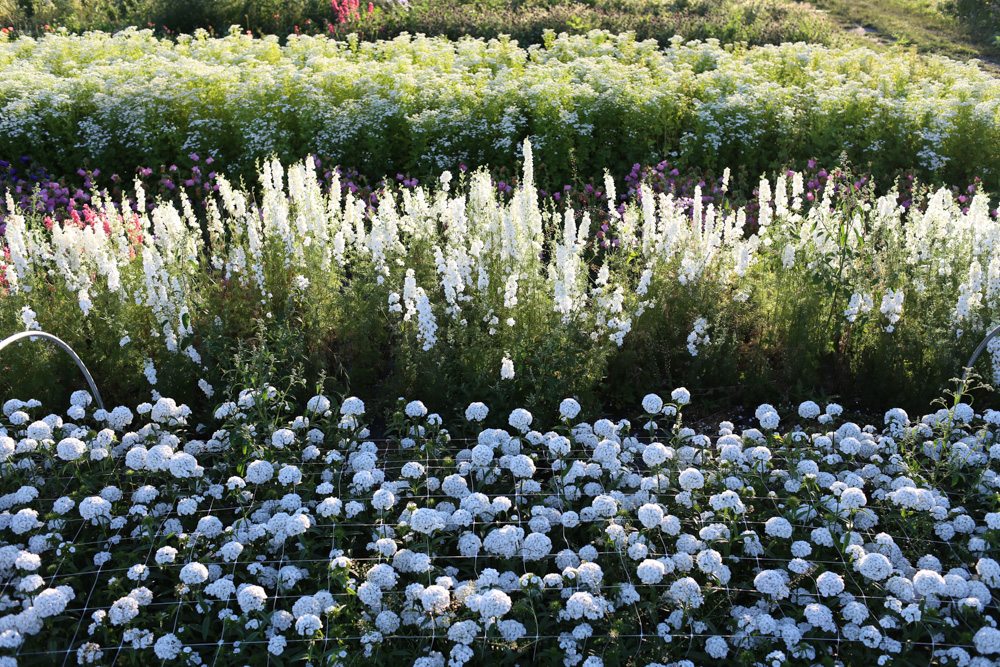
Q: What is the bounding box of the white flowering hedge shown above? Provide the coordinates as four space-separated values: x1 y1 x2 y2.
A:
0 29 997 190
2 386 1000 666
2 141 999 411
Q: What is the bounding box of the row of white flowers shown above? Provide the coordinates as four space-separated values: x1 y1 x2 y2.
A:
0 28 995 180
1 385 999 665
2 140 999 396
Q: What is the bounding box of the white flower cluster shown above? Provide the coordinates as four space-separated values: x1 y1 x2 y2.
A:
686 317 710 357
1 388 999 667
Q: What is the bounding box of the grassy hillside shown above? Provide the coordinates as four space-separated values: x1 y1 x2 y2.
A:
802 0 999 65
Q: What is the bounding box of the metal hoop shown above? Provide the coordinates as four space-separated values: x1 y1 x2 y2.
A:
0 330 106 411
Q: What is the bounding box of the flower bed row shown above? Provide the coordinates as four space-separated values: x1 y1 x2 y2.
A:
1 385 999 665
2 142 998 413
3 150 992 232
0 29 997 193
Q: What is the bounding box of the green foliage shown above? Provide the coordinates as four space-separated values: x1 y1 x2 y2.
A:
0 0 837 47
946 0 1000 44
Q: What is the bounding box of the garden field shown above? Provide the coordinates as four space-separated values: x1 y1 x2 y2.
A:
2 1 1000 665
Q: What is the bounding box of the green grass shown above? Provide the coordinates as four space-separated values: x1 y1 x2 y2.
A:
802 0 1000 66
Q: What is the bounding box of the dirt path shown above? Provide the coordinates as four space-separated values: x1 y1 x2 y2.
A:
799 0 1000 76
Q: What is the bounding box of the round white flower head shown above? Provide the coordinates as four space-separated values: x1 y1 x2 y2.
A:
476 589 512 621
340 397 365 417
670 387 691 406
678 467 705 491
268 635 287 656
637 559 666 584
26 420 52 441
11 508 39 535
246 460 274 484
976 558 1000 588
753 569 790 599
465 402 489 422
56 437 87 461
34 588 69 618
155 547 178 565
642 394 664 414
974 626 1000 655
109 596 140 625
591 495 618 518
306 395 331 414
52 496 75 515
764 517 792 539
759 410 780 430
559 398 581 421
522 533 552 561
642 442 669 467
508 408 533 432
271 429 294 449
79 496 112 522
565 591 604 620
839 487 867 510
507 454 536 479
70 390 92 408
669 577 703 608
856 552 893 581
953 403 974 424
706 636 729 660
884 407 908 427
913 569 946 596
815 571 844 597
295 614 322 636
410 508 445 535
420 585 450 614
372 488 396 511
375 610 401 634
238 585 267 613
797 401 821 419
154 634 182 660
637 503 664 529
405 401 428 418
180 562 209 585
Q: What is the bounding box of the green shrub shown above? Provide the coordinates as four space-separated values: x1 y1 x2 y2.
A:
945 0 1000 44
